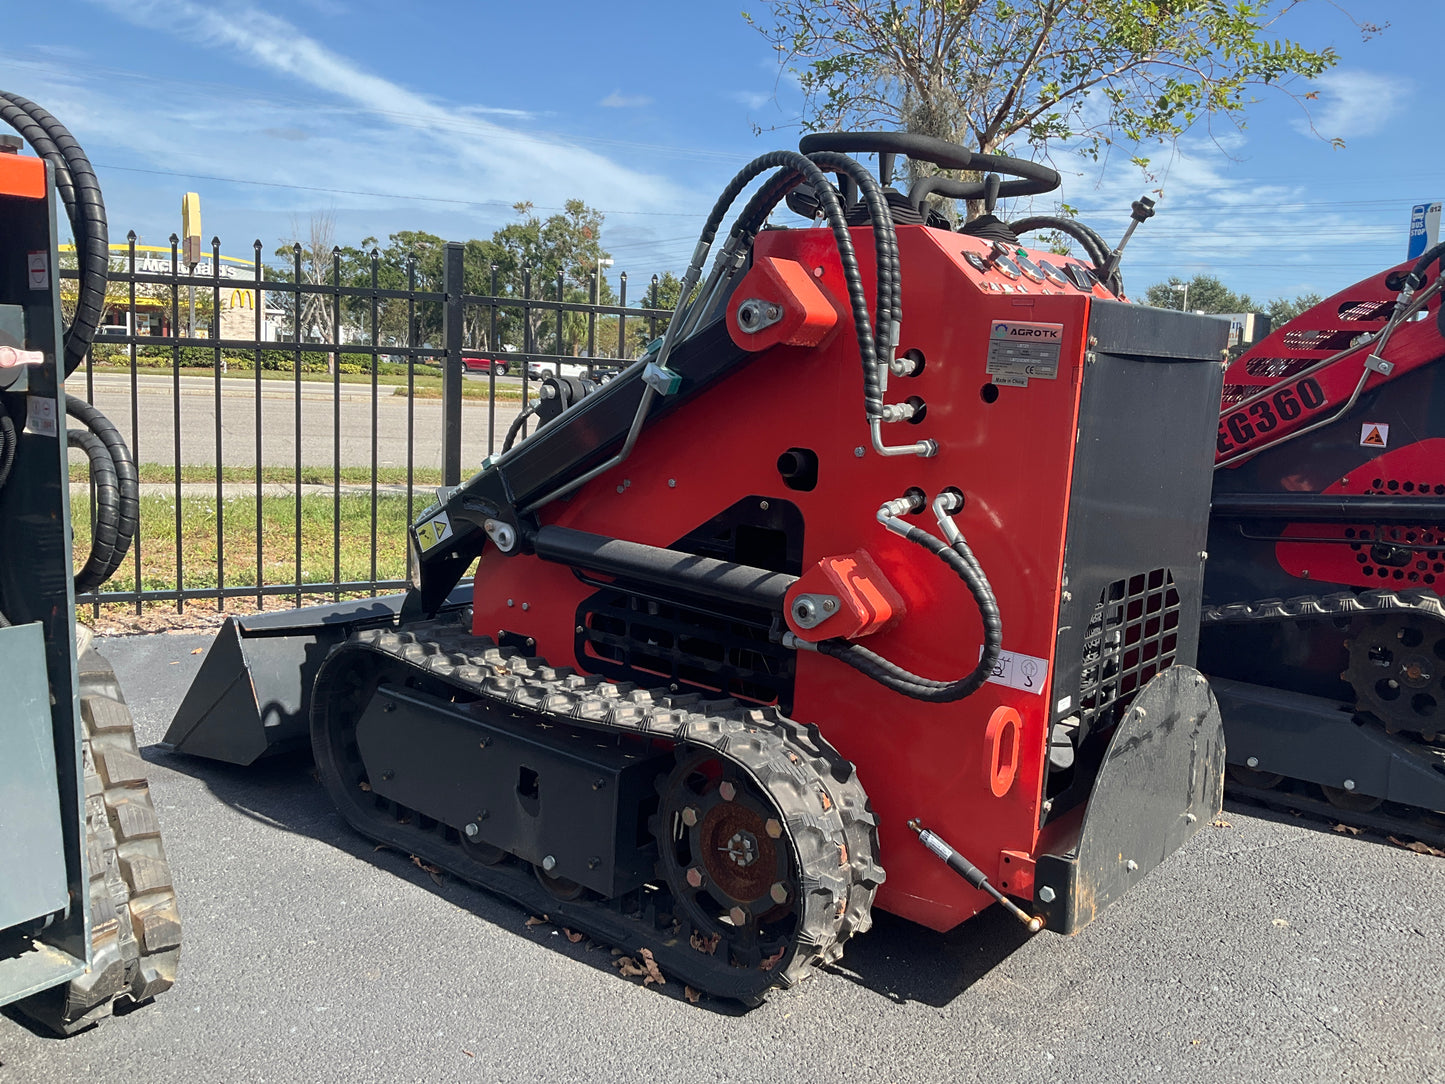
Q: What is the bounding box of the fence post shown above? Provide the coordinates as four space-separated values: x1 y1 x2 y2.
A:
442 240 465 486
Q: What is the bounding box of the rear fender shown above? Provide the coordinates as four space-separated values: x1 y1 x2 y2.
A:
1032 665 1224 934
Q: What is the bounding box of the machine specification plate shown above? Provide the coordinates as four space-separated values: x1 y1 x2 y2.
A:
985 320 1063 385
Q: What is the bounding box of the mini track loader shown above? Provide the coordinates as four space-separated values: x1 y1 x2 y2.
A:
167 132 1230 1002
1199 251 1445 840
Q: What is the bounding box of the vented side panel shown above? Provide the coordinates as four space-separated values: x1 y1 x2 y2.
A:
1078 568 1181 733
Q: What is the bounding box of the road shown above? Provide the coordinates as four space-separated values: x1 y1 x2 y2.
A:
63 373 527 472
1 633 1441 1083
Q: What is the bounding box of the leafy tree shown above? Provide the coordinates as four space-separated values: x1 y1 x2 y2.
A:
1266 290 1322 326
745 0 1379 199
1143 273 1254 313
487 200 613 357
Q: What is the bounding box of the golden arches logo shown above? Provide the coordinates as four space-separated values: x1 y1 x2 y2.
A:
227 288 256 309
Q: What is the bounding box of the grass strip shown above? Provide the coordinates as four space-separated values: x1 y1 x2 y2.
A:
70 490 415 599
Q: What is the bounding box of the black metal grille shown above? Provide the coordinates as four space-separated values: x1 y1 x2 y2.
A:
1078 568 1181 730
58 233 667 617
577 588 795 710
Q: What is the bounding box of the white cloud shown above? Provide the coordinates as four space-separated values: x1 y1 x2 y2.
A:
730 90 771 110
598 91 653 109
1293 69 1410 141
1001 132 1400 301
78 0 688 215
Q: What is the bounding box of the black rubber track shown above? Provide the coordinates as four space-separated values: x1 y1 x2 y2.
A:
1204 588 1445 841
15 642 182 1035
310 617 883 1004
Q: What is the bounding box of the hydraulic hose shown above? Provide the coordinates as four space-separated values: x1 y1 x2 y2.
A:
502 404 539 453
1008 215 1120 294
65 396 138 590
0 91 108 378
68 427 121 593
0 92 140 596
816 505 1002 703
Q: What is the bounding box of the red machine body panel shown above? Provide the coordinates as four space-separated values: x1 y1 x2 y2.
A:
1216 259 1444 466
468 224 1103 930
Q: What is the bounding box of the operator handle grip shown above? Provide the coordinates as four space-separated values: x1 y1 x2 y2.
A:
798 131 1060 199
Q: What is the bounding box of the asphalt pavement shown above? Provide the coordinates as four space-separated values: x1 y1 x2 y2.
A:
1 633 1441 1084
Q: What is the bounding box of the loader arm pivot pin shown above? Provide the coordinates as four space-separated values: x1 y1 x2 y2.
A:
908 818 1043 932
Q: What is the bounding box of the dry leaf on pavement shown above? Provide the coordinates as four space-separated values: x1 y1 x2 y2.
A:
1332 823 1361 836
684 986 701 1004
563 928 584 943
690 930 720 955
638 948 665 986
525 915 550 928
1389 835 1445 857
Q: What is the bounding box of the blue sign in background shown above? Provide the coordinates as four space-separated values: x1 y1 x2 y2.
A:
1408 202 1442 259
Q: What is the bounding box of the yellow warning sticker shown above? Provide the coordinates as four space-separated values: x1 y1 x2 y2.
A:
416 512 453 552
1359 423 1389 448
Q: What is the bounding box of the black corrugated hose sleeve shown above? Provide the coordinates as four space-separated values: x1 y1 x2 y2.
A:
65 396 137 586
68 427 121 593
806 152 901 356
502 404 539 453
817 524 1002 702
1008 215 1120 293
0 91 109 378
1405 240 1445 290
0 400 15 492
704 150 883 418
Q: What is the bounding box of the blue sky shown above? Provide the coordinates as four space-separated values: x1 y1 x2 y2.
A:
2 0 1438 305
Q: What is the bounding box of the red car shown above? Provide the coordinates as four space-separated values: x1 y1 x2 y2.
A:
460 353 509 376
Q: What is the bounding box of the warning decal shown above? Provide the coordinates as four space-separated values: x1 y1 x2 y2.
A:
979 644 1049 696
985 320 1063 386
1360 423 1389 448
416 512 453 552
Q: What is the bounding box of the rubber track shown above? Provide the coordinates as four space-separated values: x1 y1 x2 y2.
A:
16 646 182 1035
311 616 883 1002
1203 587 1445 841
1202 586 1445 626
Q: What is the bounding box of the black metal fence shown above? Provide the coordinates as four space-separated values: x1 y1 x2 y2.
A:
62 233 669 616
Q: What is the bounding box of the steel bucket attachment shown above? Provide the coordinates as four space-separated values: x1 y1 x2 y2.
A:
162 588 471 766
1033 665 1225 934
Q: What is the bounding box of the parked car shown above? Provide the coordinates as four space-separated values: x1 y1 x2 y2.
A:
526 363 555 381
461 353 508 376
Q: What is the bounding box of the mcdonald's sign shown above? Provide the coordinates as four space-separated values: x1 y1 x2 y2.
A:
227 288 256 309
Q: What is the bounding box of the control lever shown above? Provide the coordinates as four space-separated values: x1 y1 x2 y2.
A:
1097 195 1156 287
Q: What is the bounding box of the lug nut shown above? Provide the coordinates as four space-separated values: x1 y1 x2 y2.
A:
718 781 737 802
1038 886 1057 903
765 819 783 839
686 867 704 888
770 883 788 904
728 907 747 926
681 807 698 827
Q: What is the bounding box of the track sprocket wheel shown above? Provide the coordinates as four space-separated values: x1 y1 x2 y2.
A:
655 750 799 972
1345 615 1445 741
